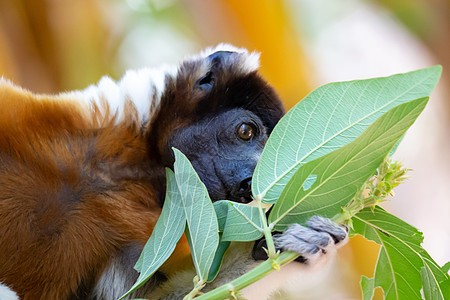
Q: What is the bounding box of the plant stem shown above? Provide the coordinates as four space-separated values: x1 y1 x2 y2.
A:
194 251 299 300
332 158 410 225
331 199 363 224
256 195 276 259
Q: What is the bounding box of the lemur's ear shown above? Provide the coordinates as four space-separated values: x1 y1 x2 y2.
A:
195 51 237 92
207 51 236 63
195 71 213 92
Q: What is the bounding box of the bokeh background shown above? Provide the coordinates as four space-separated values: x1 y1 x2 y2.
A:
0 0 448 299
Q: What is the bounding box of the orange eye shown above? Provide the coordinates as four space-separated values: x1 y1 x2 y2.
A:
237 123 254 140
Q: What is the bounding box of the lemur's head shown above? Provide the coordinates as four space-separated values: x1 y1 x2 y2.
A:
147 44 284 203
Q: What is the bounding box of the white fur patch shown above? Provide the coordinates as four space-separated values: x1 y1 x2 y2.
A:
67 64 177 124
197 43 261 74
0 282 19 300
65 44 259 125
93 258 130 300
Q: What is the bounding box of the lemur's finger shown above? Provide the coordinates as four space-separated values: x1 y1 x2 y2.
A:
273 224 332 255
306 215 348 244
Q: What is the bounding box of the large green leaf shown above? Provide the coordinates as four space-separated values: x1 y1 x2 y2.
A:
173 148 219 283
253 66 442 204
269 98 428 230
120 169 186 299
353 206 449 300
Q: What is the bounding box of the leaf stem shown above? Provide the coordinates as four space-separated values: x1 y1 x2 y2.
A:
183 277 206 300
255 195 276 259
194 251 299 300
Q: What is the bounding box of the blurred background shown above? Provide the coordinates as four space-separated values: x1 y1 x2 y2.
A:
0 0 448 298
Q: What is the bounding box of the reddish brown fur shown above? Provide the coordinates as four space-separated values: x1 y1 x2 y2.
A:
0 82 191 299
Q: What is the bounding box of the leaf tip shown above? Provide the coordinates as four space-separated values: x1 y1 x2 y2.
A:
430 64 443 75
421 65 443 87
171 147 181 156
360 275 375 300
441 261 450 274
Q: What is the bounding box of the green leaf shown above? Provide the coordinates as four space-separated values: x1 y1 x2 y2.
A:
222 202 264 242
442 262 450 274
208 199 264 282
213 200 230 232
421 266 447 300
120 169 186 299
253 66 442 204
134 247 144 273
207 235 230 282
269 98 428 230
439 278 450 298
361 276 375 300
388 135 404 157
353 206 450 300
173 148 219 283
213 200 264 242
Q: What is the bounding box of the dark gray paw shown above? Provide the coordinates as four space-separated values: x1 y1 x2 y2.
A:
273 216 348 263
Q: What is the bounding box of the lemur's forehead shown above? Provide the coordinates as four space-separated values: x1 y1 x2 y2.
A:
182 43 261 77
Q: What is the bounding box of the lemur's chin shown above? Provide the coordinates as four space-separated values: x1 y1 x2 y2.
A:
238 195 253 204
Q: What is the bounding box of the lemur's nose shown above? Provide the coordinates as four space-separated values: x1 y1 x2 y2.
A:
208 51 236 62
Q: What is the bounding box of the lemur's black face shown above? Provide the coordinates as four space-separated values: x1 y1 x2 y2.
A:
169 108 267 203
150 49 284 203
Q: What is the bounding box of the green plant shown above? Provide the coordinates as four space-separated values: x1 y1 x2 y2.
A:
121 66 449 300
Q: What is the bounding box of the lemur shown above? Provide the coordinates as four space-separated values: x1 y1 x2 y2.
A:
0 44 348 299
